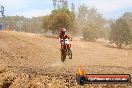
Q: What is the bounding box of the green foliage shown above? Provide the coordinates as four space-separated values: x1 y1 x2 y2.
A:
3 16 43 33
121 12 132 35
42 8 76 34
82 23 101 42
109 18 132 48
42 15 51 32
2 78 13 88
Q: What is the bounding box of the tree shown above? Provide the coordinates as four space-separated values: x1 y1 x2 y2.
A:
71 3 75 11
77 5 106 36
4 16 43 33
53 0 68 9
42 15 52 32
83 23 100 42
52 0 57 8
42 8 76 35
121 12 132 35
109 18 132 48
51 8 71 33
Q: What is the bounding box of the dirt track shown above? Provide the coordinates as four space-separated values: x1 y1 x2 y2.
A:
0 31 132 88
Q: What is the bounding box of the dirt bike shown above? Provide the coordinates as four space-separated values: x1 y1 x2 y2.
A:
60 38 72 62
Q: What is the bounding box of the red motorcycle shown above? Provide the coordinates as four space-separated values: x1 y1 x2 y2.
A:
60 38 72 62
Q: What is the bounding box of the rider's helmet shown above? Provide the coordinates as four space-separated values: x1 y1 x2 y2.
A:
60 28 66 35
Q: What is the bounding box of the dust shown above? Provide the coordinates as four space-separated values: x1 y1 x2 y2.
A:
0 31 132 88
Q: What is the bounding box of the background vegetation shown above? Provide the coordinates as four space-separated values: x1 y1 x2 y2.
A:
0 0 132 48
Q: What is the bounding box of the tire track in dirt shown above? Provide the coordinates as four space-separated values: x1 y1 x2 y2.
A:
0 31 132 88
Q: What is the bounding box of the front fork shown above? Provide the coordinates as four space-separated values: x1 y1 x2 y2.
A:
61 44 71 54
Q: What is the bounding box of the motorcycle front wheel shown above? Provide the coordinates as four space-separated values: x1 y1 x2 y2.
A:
68 49 72 59
61 49 66 62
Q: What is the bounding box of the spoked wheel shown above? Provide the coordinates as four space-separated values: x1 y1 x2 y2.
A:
68 49 72 59
61 49 66 62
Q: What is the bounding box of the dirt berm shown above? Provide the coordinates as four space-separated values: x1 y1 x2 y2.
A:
0 31 132 88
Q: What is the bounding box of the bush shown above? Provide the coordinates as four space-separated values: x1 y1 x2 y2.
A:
82 23 101 42
42 8 76 35
109 18 132 48
2 78 13 88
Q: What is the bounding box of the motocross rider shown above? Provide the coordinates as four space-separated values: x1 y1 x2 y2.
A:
59 28 71 50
